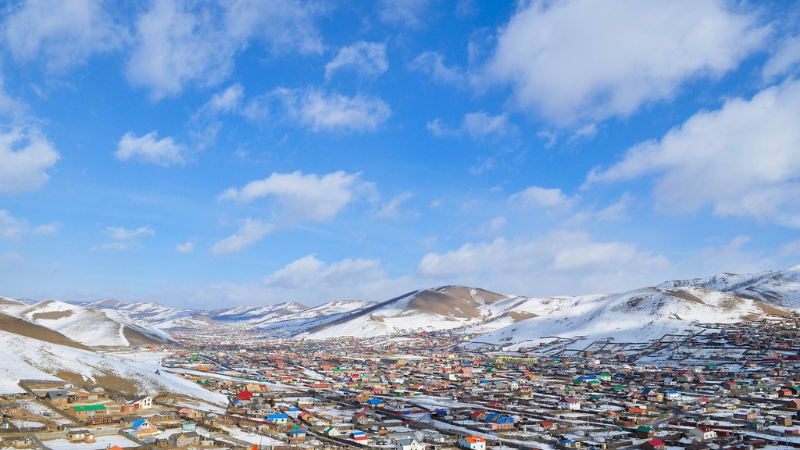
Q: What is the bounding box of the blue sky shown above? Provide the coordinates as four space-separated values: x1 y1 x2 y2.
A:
1 0 800 309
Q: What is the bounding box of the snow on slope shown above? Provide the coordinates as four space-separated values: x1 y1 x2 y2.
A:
300 286 517 339
0 329 226 411
661 264 800 309
253 300 375 330
209 302 308 324
9 300 172 347
472 286 790 347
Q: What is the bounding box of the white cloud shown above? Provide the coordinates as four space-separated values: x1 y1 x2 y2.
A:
203 84 244 114
375 192 417 220
586 80 800 228
219 170 370 223
508 186 574 210
379 0 429 28
223 0 323 54
3 0 124 71
416 231 670 296
189 84 245 148
263 255 384 289
0 211 29 241
427 111 512 139
126 0 234 100
0 127 60 195
0 252 23 269
411 52 466 84
115 131 187 166
176 242 194 253
31 223 60 235
476 216 506 237
211 218 275 254
104 225 155 240
566 123 597 144
273 88 391 133
463 111 512 139
216 171 375 252
91 241 140 252
763 35 800 81
127 0 323 99
325 42 388 79
483 0 769 124
92 225 154 252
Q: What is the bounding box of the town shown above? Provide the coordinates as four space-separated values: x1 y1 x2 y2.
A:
4 315 800 450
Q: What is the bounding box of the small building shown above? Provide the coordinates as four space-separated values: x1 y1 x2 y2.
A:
396 437 426 450
458 436 487 450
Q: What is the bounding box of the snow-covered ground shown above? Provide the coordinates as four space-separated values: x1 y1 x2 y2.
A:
43 435 139 450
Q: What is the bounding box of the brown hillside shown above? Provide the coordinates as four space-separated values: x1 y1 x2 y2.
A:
0 312 91 351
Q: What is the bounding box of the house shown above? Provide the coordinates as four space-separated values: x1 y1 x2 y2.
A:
559 397 582 410
167 432 201 447
128 395 153 410
641 439 666 450
129 419 159 437
458 436 487 450
0 403 20 415
266 413 288 425
396 437 426 450
351 430 368 443
236 391 254 402
67 430 89 442
688 426 716 442
44 390 68 404
71 404 107 418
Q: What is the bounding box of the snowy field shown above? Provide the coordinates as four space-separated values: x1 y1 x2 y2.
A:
43 435 139 450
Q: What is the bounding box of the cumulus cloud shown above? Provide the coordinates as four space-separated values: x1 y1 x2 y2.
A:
215 171 374 252
176 242 194 253
93 224 154 251
127 0 323 99
428 111 513 139
263 255 384 288
211 218 275 254
0 211 38 241
104 225 154 240
0 127 60 195
586 80 800 228
115 131 187 166
378 0 429 28
325 42 388 79
375 192 417 220
3 0 124 71
272 87 391 133
483 0 769 124
417 231 670 295
219 171 370 223
508 186 575 210
188 84 245 148
763 35 800 81
410 52 467 84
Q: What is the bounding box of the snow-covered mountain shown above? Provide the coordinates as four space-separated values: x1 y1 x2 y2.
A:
4 265 800 344
472 285 792 348
1 300 173 347
85 298 216 331
208 302 309 324
299 286 520 339
301 266 800 342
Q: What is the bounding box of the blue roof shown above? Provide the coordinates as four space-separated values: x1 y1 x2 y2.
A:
131 419 147 428
267 413 288 419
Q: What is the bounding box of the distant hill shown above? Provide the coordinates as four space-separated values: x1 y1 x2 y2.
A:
4 265 800 345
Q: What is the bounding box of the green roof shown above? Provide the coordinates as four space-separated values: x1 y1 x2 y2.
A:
73 404 106 411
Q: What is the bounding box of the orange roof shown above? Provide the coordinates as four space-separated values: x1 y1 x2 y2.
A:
465 436 486 443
